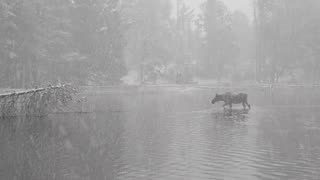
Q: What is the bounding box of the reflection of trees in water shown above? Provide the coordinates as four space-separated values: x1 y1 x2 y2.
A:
0 95 126 180
52 106 126 179
266 87 320 106
0 116 59 180
118 92 174 174
254 109 320 179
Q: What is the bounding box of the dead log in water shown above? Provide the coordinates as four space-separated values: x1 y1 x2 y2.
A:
0 85 78 117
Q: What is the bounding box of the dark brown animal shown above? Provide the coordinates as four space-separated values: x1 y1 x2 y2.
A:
211 92 251 110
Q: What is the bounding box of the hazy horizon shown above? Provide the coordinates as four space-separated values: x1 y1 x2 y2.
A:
182 0 253 18
2 1 320 180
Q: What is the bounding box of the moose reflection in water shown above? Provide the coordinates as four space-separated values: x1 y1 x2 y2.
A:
211 92 251 111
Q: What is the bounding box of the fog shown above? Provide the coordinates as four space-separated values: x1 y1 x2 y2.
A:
1 0 320 180
1 0 319 86
223 0 253 15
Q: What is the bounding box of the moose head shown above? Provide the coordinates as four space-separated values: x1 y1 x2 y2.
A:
211 94 223 104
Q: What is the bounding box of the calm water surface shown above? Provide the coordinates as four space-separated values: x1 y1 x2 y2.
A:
1 87 320 180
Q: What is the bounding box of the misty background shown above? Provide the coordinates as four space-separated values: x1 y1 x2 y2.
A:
2 1 320 180
0 0 319 87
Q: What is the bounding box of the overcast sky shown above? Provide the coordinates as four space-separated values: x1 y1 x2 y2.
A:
183 0 253 18
222 0 252 16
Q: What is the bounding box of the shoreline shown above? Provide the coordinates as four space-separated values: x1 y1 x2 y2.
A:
2 82 320 96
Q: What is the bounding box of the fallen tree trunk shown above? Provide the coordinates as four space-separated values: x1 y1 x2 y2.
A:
0 85 78 117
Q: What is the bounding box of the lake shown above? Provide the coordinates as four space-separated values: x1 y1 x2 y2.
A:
1 86 320 180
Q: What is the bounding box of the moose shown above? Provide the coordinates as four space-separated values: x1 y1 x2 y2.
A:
211 92 251 111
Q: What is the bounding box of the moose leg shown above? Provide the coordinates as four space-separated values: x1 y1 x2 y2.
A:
246 101 251 110
242 102 246 110
223 103 228 110
225 103 232 115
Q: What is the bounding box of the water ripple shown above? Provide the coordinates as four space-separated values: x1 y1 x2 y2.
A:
112 106 320 180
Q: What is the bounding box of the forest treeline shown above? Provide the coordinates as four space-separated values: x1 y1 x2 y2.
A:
0 0 319 88
254 0 320 83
